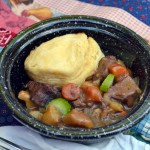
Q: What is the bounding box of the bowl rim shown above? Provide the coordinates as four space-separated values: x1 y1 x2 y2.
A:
0 15 150 141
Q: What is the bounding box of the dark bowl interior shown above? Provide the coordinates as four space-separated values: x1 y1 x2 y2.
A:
0 15 150 143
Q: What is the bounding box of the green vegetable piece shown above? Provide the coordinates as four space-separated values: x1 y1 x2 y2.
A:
100 74 114 92
47 98 71 115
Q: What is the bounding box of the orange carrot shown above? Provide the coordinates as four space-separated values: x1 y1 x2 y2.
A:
81 85 102 102
108 64 129 79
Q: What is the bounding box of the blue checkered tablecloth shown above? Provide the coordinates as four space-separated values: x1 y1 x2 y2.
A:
132 114 150 141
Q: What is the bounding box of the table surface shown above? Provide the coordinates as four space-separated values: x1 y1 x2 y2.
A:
0 0 150 127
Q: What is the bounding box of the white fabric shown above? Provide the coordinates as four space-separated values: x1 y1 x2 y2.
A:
0 126 149 150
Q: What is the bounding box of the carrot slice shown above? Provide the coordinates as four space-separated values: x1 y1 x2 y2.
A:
108 64 129 78
81 85 102 102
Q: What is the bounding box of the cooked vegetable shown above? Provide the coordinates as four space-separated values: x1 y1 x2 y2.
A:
100 74 114 92
81 85 102 102
29 110 43 120
108 64 129 81
18 90 30 101
19 54 141 129
47 98 71 115
62 109 94 128
92 108 102 119
18 90 37 109
41 105 61 126
62 83 80 100
109 101 124 112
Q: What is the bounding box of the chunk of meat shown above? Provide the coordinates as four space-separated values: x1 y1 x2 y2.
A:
26 81 61 107
62 83 80 100
100 107 114 119
41 105 61 126
73 98 94 108
62 109 94 128
103 76 141 104
91 56 117 85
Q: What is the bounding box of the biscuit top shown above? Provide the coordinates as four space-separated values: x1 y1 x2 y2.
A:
24 33 104 87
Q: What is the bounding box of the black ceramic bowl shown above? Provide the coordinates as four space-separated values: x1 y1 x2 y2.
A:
0 15 150 143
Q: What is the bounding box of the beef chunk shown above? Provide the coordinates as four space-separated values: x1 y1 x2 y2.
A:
73 98 94 108
91 56 117 85
103 76 141 104
26 81 61 107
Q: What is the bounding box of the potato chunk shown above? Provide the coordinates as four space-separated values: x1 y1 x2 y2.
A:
62 109 94 128
29 110 43 120
109 101 124 112
18 90 37 109
41 105 61 126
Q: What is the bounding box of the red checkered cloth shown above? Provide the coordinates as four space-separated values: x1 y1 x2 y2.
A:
35 0 150 41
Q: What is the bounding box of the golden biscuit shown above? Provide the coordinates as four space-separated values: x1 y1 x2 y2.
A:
24 33 104 87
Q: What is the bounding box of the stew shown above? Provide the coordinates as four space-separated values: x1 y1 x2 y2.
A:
18 55 141 128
